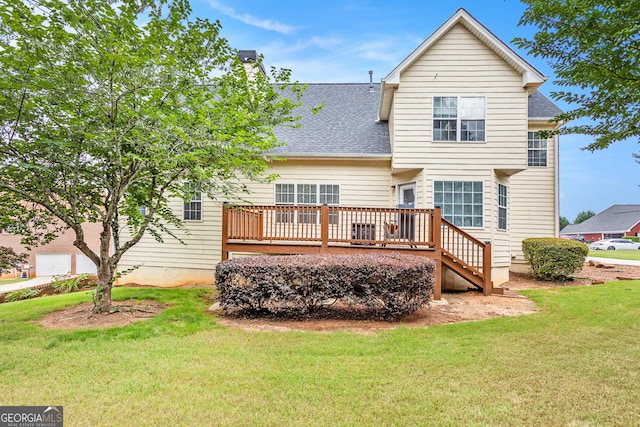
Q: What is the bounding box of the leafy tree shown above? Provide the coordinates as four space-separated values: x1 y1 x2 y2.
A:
514 0 640 150
0 0 303 312
559 216 571 231
574 210 596 224
0 246 27 275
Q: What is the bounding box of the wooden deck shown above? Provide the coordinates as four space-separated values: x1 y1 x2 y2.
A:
222 204 492 299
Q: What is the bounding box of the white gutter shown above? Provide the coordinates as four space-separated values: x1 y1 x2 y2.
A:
267 153 392 161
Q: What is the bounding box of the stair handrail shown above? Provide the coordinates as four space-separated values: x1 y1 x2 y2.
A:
440 217 492 295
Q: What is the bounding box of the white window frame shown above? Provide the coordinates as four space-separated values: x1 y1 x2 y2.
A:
528 131 548 167
183 182 202 221
397 182 417 207
433 96 486 142
434 180 483 228
498 183 508 231
274 183 340 224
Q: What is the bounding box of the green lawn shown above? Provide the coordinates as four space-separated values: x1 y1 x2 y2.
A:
589 249 640 261
1 284 639 426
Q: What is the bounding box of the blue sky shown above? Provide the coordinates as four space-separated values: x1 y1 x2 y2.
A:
192 0 640 221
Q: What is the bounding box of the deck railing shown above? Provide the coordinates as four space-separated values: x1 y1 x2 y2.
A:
222 204 492 296
440 217 492 295
223 204 438 247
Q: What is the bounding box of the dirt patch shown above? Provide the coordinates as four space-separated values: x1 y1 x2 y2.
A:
211 292 537 333
212 263 640 333
38 299 168 330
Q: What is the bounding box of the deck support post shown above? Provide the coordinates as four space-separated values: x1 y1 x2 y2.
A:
432 207 442 300
321 204 329 250
221 203 229 261
483 241 492 295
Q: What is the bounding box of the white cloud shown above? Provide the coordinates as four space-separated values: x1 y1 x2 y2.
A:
308 36 343 50
208 1 297 34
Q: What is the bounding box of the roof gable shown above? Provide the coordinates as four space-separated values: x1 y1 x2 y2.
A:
384 8 546 87
379 8 547 120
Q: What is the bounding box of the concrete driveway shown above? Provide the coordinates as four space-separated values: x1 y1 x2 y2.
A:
0 276 54 294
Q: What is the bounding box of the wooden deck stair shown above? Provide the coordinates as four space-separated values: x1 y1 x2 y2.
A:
440 217 493 295
221 204 493 299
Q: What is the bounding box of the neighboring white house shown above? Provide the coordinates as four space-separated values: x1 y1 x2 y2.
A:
117 8 562 288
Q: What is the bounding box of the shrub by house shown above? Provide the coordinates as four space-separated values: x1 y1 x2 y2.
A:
215 253 436 319
522 237 588 281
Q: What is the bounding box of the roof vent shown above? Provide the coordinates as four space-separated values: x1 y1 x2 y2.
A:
369 70 374 93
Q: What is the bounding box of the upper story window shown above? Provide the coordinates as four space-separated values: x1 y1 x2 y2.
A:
433 96 486 142
434 180 483 228
528 131 547 167
183 182 202 221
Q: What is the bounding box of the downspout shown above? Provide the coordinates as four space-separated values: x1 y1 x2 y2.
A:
554 133 560 237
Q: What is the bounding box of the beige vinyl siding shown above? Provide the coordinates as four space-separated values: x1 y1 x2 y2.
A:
243 159 392 207
510 130 559 266
422 170 512 269
118 159 392 275
492 175 512 268
392 170 424 207
118 197 223 271
389 101 396 152
391 24 528 173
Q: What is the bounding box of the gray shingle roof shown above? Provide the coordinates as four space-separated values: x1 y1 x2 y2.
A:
529 90 563 119
271 85 562 156
561 204 640 234
272 83 390 156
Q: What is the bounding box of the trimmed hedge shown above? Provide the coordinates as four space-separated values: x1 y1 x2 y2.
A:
522 237 589 281
215 253 436 319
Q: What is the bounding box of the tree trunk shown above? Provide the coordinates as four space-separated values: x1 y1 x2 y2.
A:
93 262 113 314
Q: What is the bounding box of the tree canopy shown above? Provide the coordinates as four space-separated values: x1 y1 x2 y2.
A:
0 246 26 275
514 0 640 150
0 0 303 312
559 216 571 231
574 210 596 224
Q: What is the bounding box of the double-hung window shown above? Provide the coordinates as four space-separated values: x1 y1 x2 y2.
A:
296 184 318 224
434 181 483 227
275 183 295 223
433 96 486 142
275 183 340 224
183 182 202 221
498 184 507 230
528 131 547 167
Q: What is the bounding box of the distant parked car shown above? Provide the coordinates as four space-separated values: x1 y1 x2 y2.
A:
589 239 640 250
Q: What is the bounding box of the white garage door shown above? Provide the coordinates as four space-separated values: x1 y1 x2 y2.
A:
35 253 71 277
76 253 97 275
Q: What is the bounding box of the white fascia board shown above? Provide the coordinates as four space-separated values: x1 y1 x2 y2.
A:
378 81 397 121
267 153 392 161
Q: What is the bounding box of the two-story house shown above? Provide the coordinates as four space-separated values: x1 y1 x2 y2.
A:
118 9 562 295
